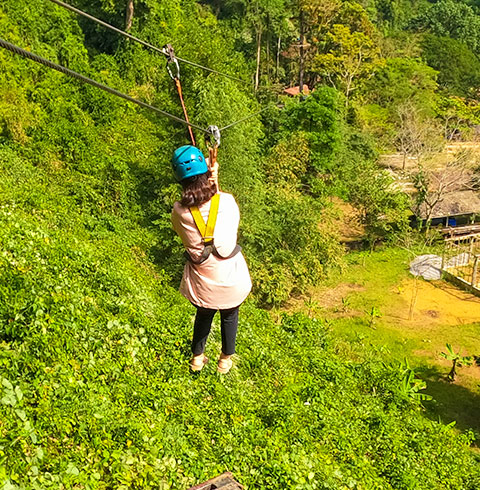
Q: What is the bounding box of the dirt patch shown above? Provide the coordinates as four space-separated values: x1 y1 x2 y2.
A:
316 283 365 308
392 278 480 326
330 197 366 244
285 282 365 315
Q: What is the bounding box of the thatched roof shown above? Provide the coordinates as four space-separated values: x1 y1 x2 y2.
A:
416 190 480 219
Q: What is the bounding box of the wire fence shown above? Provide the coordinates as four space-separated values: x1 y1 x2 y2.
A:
442 234 480 289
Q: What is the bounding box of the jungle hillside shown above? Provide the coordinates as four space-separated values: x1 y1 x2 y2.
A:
1 0 480 488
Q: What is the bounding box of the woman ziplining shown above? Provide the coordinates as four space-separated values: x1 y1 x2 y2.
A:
171 145 252 374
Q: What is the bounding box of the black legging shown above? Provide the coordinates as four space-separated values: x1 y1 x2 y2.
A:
192 306 239 356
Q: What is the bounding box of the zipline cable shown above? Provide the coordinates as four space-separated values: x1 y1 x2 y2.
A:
219 106 274 132
0 38 209 133
47 0 246 84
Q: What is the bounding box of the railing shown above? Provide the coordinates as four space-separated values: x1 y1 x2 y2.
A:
442 234 480 289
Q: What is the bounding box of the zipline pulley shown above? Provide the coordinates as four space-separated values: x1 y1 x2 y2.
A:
206 125 221 149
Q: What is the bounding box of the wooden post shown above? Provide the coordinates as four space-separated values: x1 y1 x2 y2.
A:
441 239 449 273
472 256 479 287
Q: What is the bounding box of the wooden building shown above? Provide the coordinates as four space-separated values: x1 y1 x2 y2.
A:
413 190 480 233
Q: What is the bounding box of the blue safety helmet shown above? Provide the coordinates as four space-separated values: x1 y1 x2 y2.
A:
172 145 208 182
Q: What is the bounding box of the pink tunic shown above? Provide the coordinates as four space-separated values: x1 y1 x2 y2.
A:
171 192 252 309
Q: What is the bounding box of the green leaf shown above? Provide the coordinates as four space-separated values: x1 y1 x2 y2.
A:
14 409 26 422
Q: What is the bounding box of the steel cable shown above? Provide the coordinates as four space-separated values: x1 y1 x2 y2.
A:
47 0 246 83
0 38 209 133
219 105 274 132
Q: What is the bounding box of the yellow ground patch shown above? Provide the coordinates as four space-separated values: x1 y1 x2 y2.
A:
394 278 480 326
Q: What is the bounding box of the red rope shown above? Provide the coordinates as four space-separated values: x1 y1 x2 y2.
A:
174 78 196 146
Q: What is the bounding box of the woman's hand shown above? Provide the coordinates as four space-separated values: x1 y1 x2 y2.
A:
208 158 219 191
209 159 219 181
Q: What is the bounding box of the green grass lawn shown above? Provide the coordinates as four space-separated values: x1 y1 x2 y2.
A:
293 247 480 438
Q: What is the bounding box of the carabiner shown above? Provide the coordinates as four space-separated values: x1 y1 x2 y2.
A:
162 43 180 80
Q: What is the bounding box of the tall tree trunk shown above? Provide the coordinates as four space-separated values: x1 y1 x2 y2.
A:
276 36 281 80
266 29 270 85
345 76 352 108
299 7 305 94
255 29 262 91
126 0 134 31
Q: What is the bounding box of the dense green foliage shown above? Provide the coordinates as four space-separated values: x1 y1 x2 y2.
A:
2 0 480 487
414 0 480 53
421 35 480 97
1 150 479 488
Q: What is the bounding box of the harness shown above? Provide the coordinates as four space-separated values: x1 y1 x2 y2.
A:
186 193 241 264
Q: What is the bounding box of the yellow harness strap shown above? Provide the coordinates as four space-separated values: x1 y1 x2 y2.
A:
190 193 220 243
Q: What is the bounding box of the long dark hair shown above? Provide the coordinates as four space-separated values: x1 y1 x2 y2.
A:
180 171 217 207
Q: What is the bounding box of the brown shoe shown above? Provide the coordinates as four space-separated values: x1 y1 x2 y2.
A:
190 354 208 372
217 357 233 374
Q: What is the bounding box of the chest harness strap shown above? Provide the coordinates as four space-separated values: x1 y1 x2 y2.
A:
187 193 241 264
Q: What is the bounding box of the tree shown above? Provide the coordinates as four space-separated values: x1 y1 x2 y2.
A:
299 5 305 92
277 1 381 91
300 0 341 35
334 128 410 246
363 58 438 111
313 24 383 105
346 160 410 246
125 0 134 31
435 96 480 141
280 87 342 173
421 35 480 97
357 58 439 149
395 101 443 170
374 0 421 31
415 0 480 54
217 0 291 89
